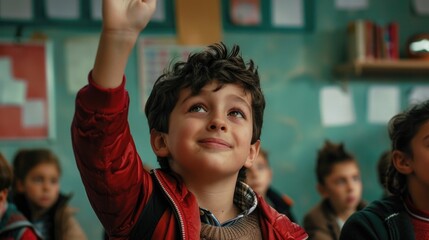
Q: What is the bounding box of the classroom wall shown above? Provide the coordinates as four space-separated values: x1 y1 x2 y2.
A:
1 0 429 239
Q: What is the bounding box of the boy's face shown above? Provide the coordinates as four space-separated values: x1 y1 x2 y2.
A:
318 161 362 214
246 154 272 196
152 81 259 181
17 163 60 210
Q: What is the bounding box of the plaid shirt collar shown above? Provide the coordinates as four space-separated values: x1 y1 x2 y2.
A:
199 181 258 227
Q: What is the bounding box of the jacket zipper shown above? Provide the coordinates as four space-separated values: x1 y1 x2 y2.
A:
154 170 186 240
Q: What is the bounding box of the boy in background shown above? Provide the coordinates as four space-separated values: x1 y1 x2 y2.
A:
303 140 365 240
0 153 40 240
246 148 296 222
71 0 307 239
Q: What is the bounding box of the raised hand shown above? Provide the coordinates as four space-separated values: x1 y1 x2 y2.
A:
102 0 157 35
92 0 157 88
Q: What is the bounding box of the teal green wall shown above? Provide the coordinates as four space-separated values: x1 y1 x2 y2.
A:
1 0 429 238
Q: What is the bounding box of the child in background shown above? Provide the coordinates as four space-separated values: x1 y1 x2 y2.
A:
303 140 365 240
0 153 40 240
376 150 391 199
71 0 307 239
12 149 87 240
246 148 296 222
340 100 429 240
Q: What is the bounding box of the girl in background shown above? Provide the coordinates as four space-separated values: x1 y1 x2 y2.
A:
340 100 429 239
0 152 40 239
12 149 87 240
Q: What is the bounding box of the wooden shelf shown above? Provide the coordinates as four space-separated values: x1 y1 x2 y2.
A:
335 59 429 77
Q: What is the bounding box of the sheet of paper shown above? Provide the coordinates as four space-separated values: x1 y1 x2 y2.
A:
0 80 26 105
368 86 400 124
413 0 429 15
91 0 102 20
0 57 12 82
272 0 304 27
409 86 429 105
91 0 165 21
138 38 202 109
230 0 261 26
0 0 33 20
320 86 355 126
152 0 165 22
45 0 79 19
22 99 45 127
336 0 368 10
64 36 99 93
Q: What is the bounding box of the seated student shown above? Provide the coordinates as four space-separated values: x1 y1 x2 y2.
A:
246 148 296 222
340 100 429 240
303 140 366 240
12 149 87 240
0 153 41 240
377 150 392 199
70 0 307 239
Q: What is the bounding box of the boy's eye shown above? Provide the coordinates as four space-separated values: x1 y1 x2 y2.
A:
353 175 361 182
189 105 206 113
335 178 346 185
229 110 245 118
31 176 44 183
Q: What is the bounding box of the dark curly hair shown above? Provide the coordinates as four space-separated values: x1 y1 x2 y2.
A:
316 140 355 185
386 100 429 196
145 42 265 173
13 149 61 185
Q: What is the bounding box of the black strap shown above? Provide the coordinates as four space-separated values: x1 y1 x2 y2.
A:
130 173 169 240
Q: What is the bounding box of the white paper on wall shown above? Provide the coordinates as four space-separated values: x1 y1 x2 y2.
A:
320 86 356 126
367 86 400 124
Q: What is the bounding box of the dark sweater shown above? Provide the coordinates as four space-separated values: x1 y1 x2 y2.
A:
340 195 415 240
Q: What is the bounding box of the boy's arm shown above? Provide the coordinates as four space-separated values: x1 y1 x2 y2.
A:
71 0 157 237
92 0 156 88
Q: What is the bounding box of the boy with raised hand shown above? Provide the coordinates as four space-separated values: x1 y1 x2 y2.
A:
71 0 307 239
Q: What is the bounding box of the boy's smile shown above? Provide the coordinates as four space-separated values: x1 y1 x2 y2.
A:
156 81 259 182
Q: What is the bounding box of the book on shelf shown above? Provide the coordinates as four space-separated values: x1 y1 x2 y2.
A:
347 20 399 63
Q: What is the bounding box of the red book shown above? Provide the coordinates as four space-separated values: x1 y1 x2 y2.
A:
388 22 399 59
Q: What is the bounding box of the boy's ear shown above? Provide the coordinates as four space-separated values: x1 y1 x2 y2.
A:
244 140 260 168
150 129 170 157
391 150 413 174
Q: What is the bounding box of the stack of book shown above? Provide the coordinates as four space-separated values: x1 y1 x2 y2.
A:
347 20 399 62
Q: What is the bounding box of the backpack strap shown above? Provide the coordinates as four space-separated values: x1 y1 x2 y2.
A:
129 172 169 239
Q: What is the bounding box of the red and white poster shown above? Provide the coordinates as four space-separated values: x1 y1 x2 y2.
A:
0 41 54 140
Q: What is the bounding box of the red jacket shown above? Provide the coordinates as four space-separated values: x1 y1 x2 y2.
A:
71 76 308 240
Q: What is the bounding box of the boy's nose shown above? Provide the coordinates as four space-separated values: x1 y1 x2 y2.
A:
209 123 226 131
207 115 227 131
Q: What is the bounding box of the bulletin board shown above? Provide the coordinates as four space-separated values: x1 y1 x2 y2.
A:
0 41 54 140
0 0 175 32
222 0 314 32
